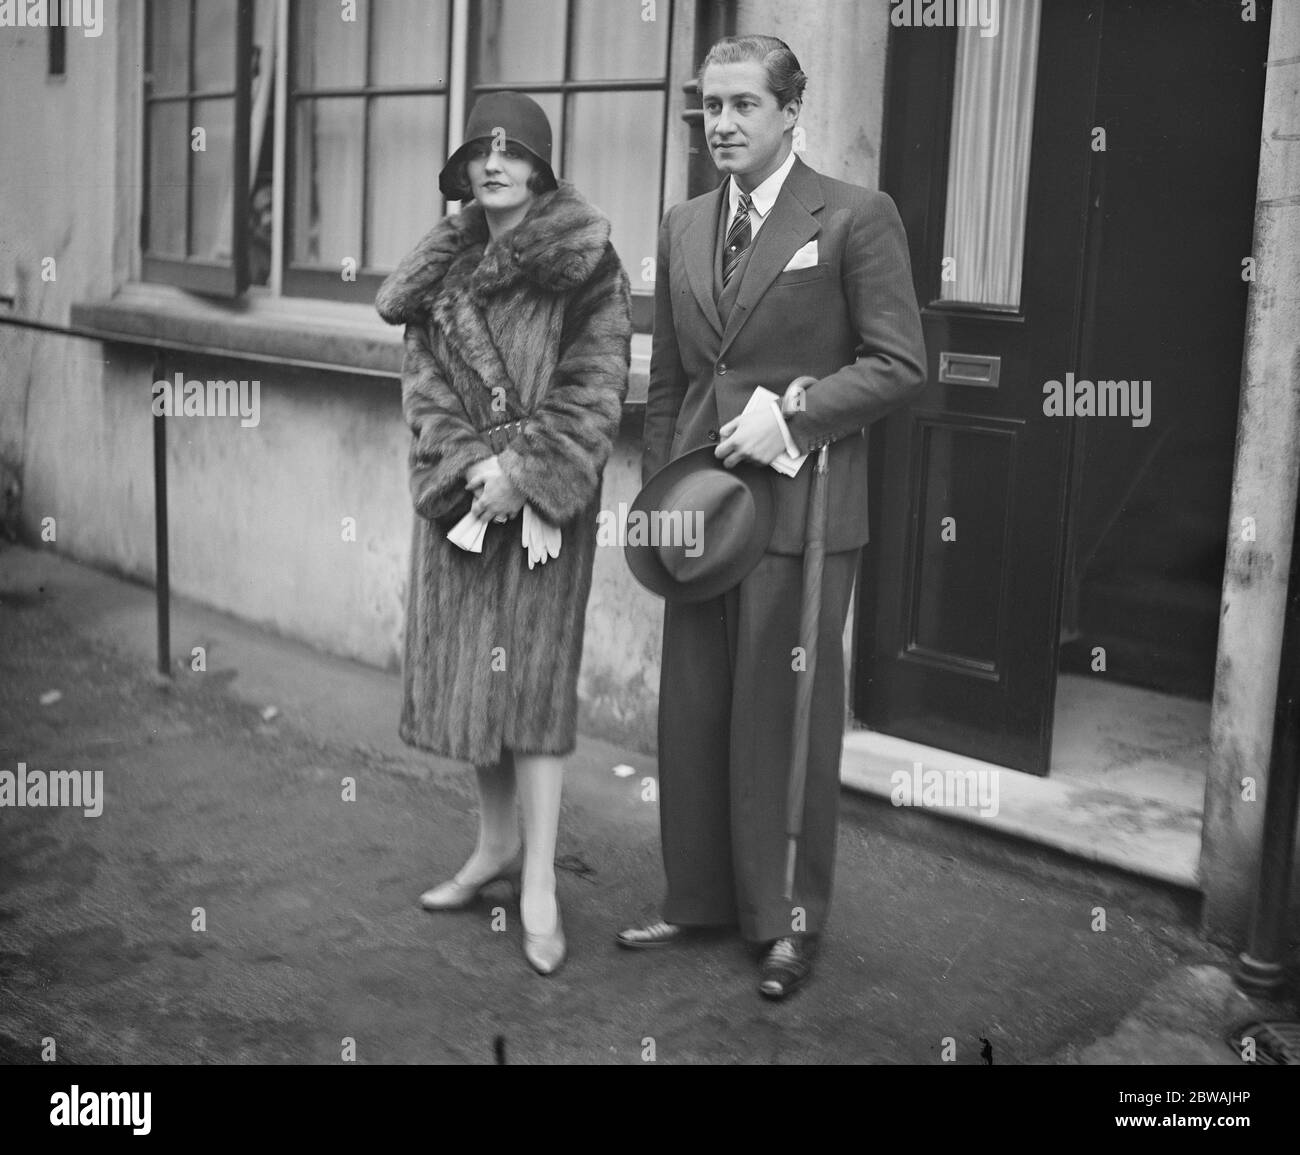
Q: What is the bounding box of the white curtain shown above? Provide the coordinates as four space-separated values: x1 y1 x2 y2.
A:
940 0 1041 309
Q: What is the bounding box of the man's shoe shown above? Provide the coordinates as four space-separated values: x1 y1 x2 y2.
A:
758 937 814 1000
615 919 687 949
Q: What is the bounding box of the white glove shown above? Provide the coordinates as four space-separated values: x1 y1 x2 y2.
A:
521 503 561 569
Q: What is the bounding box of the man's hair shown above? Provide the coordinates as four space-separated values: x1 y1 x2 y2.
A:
699 35 808 107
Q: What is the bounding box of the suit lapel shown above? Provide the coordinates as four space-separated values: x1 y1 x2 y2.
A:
719 157 825 357
681 181 726 340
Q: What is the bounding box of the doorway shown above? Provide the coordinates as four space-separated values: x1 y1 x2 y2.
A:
861 0 1271 784
1049 0 1268 805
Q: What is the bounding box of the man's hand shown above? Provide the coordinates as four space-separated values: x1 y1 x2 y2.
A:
716 404 789 469
468 470 525 521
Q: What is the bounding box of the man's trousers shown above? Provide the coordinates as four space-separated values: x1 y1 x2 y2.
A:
657 548 860 943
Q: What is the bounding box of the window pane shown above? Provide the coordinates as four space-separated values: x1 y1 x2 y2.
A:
367 96 445 268
191 98 235 258
193 0 238 92
571 0 668 80
475 0 565 83
527 90 563 171
295 0 368 89
148 0 190 96
147 101 189 256
293 98 364 267
372 0 450 86
566 91 662 284
939 0 1040 308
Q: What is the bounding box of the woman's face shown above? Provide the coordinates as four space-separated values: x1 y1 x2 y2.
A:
465 140 538 214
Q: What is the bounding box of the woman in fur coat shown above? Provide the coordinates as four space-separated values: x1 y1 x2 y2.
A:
375 93 631 975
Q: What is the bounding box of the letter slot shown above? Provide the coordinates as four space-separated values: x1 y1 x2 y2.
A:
938 352 1000 389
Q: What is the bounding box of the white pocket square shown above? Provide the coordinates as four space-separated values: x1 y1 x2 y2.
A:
782 240 819 272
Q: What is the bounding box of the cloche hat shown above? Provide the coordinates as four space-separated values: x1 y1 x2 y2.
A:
439 91 557 201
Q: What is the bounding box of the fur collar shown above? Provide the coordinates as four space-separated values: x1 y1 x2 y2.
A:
376 180 611 325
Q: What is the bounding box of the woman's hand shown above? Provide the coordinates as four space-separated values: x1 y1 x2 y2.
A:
468 470 525 522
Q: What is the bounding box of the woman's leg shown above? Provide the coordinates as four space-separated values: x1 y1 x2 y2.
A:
454 753 521 882
514 753 564 930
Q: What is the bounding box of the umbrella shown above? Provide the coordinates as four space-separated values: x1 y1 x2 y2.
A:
781 379 831 902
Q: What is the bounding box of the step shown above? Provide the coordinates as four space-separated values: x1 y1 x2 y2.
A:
839 730 1203 924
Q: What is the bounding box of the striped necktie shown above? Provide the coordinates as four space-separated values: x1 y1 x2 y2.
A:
722 192 753 286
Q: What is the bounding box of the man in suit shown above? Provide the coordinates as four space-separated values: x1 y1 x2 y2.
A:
617 35 927 999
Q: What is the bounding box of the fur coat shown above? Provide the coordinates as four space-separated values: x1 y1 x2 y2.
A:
376 182 631 764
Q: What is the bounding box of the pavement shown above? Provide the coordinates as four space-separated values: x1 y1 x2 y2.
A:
0 542 1293 1065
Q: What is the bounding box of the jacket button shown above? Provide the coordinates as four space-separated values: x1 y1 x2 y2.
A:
707 429 719 442
717 362 727 374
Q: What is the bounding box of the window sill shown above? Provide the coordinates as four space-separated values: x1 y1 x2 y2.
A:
70 283 651 403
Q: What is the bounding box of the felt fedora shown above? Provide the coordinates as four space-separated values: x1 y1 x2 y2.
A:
439 91 557 201
625 446 776 604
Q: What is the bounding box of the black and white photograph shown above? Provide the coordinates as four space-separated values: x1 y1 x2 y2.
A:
0 0 1297 1117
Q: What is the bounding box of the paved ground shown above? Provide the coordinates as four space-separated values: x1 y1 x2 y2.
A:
0 544 1289 1064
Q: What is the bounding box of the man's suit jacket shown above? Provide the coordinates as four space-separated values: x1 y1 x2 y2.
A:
643 156 927 555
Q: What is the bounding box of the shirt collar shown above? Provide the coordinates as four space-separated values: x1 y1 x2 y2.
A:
729 148 797 221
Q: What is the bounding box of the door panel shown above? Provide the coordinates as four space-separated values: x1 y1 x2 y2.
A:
907 416 1020 675
858 0 1103 774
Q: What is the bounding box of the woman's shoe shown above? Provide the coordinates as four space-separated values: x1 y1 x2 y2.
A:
419 849 523 911
522 898 566 976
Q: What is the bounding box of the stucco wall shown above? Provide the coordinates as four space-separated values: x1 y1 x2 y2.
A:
0 13 121 521
735 0 891 189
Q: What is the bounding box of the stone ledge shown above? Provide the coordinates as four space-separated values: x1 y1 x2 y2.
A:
71 282 652 402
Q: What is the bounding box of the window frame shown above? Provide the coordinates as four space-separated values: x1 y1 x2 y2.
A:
882 22 1031 322
466 0 673 330
141 0 253 299
139 0 671 328
282 0 455 302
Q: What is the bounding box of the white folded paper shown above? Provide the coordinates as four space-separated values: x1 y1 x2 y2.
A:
446 510 491 552
742 386 809 477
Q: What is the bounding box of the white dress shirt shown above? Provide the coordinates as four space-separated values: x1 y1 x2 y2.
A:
725 146 797 241
722 147 804 463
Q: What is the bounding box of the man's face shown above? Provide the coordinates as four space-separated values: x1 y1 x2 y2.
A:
702 60 799 191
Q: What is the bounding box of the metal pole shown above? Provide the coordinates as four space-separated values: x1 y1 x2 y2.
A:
1235 484 1300 996
151 350 171 678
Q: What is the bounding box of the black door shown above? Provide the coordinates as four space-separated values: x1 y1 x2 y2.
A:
857 0 1103 774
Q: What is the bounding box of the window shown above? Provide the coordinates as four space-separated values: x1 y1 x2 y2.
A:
938 0 1040 310
287 0 452 299
141 0 673 328
470 0 671 327
143 0 263 296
